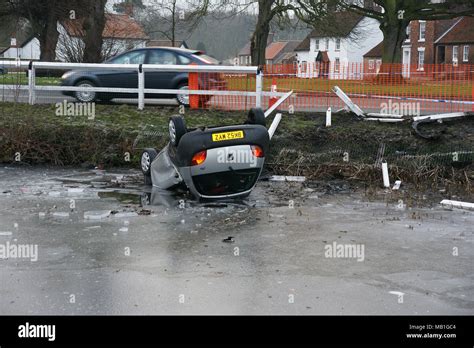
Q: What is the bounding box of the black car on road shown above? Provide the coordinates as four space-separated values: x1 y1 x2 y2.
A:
61 47 226 106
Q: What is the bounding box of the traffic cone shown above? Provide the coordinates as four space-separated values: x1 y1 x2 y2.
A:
269 77 278 108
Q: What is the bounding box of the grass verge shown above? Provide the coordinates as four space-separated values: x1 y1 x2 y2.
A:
1 102 472 198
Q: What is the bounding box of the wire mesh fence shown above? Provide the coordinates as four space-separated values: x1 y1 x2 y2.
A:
1 60 473 114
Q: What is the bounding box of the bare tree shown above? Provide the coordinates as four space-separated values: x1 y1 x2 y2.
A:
138 0 198 46
0 0 74 61
185 0 311 66
297 0 474 64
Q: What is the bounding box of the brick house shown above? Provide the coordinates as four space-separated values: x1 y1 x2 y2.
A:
364 17 473 78
363 43 382 77
434 16 474 66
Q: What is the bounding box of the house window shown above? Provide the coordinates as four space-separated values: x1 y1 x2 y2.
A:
463 45 469 62
334 58 340 72
418 49 425 70
453 46 458 63
369 59 374 69
335 39 341 51
325 38 329 50
376 60 382 72
314 39 320 51
419 21 426 41
405 24 411 41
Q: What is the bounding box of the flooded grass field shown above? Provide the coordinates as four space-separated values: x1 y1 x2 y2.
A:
1 166 472 315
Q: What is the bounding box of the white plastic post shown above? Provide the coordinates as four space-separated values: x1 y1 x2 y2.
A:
326 107 332 127
382 161 390 188
268 113 282 140
28 61 36 105
255 69 263 108
138 64 145 110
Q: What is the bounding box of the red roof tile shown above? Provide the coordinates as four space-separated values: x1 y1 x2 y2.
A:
436 17 474 44
62 14 148 40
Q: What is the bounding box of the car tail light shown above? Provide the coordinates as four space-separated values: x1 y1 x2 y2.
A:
251 145 264 158
191 150 207 166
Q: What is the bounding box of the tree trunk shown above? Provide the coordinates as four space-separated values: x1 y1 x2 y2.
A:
171 0 176 46
38 14 59 61
82 0 107 63
250 0 273 67
380 21 407 64
378 18 409 82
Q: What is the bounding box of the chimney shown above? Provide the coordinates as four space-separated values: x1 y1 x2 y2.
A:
10 33 17 47
124 3 133 17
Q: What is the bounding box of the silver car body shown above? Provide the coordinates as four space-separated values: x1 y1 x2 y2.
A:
151 144 264 199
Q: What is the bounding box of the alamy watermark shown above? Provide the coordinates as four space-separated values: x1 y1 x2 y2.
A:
380 100 420 117
324 242 365 262
216 148 257 167
0 241 38 262
55 100 95 119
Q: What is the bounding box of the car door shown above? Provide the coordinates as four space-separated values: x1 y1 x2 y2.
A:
99 50 146 96
145 49 181 98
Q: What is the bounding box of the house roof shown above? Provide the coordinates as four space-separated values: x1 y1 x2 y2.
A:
266 42 288 60
146 40 188 48
238 42 251 56
436 16 474 44
274 51 297 64
363 42 383 58
1 35 36 52
238 40 300 61
238 34 276 56
295 12 364 51
62 14 148 40
316 50 330 63
19 35 37 48
434 18 460 42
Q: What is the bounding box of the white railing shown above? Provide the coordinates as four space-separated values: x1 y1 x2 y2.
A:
0 60 287 110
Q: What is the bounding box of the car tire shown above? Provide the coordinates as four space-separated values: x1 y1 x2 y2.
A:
141 148 158 177
74 80 97 102
176 82 189 106
169 115 187 147
246 108 266 127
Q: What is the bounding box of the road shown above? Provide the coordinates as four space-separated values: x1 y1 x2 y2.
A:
1 85 472 114
0 166 473 315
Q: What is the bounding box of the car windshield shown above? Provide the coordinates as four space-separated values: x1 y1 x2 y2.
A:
193 52 220 65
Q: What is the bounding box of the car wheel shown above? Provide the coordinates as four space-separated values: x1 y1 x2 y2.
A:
176 83 189 106
141 148 158 176
169 115 187 147
74 80 97 102
246 108 266 127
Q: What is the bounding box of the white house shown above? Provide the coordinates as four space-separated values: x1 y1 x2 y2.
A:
1 36 41 60
294 12 383 79
1 14 147 62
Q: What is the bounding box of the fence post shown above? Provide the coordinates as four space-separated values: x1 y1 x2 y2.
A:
138 64 144 110
28 60 36 105
255 68 263 108
188 62 199 109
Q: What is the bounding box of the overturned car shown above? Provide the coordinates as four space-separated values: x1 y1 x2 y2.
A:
141 108 274 200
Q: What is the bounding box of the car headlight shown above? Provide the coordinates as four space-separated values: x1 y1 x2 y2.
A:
61 71 75 80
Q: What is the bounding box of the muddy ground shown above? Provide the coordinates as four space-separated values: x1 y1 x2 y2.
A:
0 166 472 315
